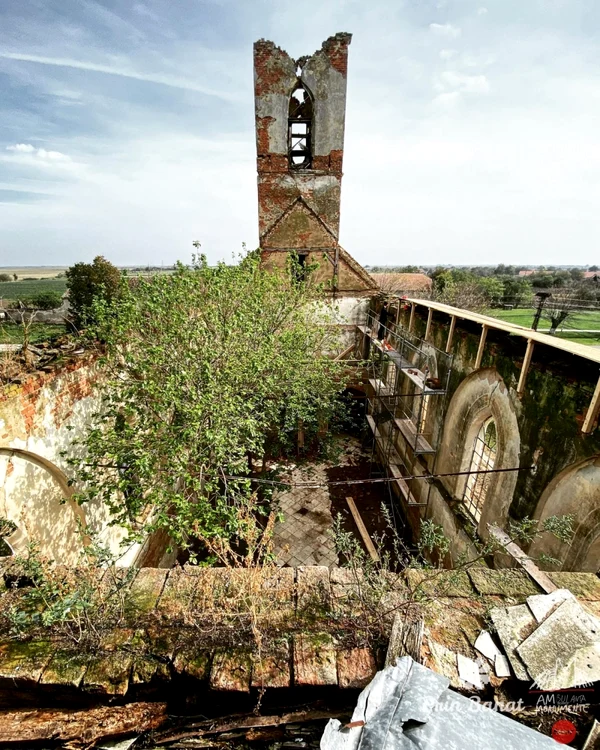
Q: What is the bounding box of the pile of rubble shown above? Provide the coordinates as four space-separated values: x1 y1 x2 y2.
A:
0 337 85 382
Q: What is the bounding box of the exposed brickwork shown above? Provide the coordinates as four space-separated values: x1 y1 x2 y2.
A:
321 33 352 76
0 357 96 441
254 33 375 296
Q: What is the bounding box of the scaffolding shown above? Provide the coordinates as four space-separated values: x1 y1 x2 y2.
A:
357 306 454 525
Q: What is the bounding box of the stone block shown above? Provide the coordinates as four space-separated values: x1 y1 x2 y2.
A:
337 648 377 689
293 633 337 686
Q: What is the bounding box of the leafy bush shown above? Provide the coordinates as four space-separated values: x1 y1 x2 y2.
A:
66 255 121 327
0 273 11 282
28 291 63 310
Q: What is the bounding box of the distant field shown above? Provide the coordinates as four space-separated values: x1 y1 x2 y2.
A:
487 307 600 329
0 278 67 303
0 267 66 279
0 323 66 344
486 307 600 346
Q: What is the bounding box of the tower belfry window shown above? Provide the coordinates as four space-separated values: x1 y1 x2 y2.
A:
289 82 313 169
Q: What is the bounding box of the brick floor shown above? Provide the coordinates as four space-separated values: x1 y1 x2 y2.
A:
272 438 368 568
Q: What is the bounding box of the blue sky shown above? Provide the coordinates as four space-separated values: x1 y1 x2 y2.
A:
0 0 599 267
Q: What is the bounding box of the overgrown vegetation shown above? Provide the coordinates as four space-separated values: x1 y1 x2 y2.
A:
65 255 121 327
67 251 346 563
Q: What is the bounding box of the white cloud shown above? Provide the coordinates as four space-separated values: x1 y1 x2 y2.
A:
6 144 71 161
439 49 457 60
437 71 491 95
0 52 240 101
477 7 488 15
429 23 461 39
432 91 461 107
7 143 35 153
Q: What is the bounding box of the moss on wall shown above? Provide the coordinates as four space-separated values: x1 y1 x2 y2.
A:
398 307 600 524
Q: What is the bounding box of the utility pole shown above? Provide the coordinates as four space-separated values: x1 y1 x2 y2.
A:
531 292 551 331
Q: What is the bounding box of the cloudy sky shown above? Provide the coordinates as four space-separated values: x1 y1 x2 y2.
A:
0 0 599 267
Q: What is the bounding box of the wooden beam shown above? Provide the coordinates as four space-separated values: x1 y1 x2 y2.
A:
333 342 355 361
445 315 456 353
346 496 380 562
408 303 416 334
474 324 488 370
424 307 433 341
517 339 535 396
582 374 600 434
488 524 557 594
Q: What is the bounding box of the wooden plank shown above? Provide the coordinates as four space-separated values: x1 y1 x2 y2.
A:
446 314 456 353
334 342 356 361
582 374 600 434
517 339 535 396
488 524 557 593
346 496 380 562
0 703 167 745
394 417 435 454
474 324 488 370
408 302 416 333
424 307 433 340
388 463 424 506
368 378 393 397
385 614 424 666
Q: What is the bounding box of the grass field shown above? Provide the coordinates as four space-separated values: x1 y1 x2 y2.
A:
485 308 600 345
0 267 66 279
0 323 66 344
0 278 67 303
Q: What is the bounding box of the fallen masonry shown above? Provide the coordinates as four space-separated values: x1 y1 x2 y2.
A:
0 563 599 746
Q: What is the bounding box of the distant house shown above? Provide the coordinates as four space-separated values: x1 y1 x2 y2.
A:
518 269 534 276
583 271 599 280
370 272 433 297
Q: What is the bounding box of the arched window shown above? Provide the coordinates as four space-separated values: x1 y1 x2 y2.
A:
289 82 313 169
463 417 497 522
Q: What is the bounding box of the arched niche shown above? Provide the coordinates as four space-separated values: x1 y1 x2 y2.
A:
0 448 90 564
437 368 521 537
529 455 600 572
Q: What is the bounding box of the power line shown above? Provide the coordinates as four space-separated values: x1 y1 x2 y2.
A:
222 465 531 489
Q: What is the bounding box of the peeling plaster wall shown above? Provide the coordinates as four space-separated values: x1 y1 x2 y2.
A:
0 359 140 566
396 304 600 570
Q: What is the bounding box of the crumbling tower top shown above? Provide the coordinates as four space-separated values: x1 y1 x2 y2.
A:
254 34 376 295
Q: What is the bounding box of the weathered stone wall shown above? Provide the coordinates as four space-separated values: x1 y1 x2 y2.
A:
254 34 376 296
0 358 140 566
397 305 600 571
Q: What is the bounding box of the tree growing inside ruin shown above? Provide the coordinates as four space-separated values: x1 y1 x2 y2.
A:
540 290 581 334
69 251 345 562
65 255 121 327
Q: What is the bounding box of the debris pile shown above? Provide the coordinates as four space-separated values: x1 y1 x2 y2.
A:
0 337 86 382
490 588 600 691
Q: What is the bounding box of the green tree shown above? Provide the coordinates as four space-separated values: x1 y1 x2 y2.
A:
0 273 11 282
65 255 121 327
68 252 345 562
29 291 62 310
501 276 532 306
478 276 504 306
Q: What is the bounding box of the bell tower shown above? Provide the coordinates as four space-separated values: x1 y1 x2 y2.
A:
253 33 376 295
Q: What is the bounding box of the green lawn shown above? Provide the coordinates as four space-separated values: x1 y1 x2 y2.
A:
485 308 600 346
0 278 67 303
0 323 66 344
